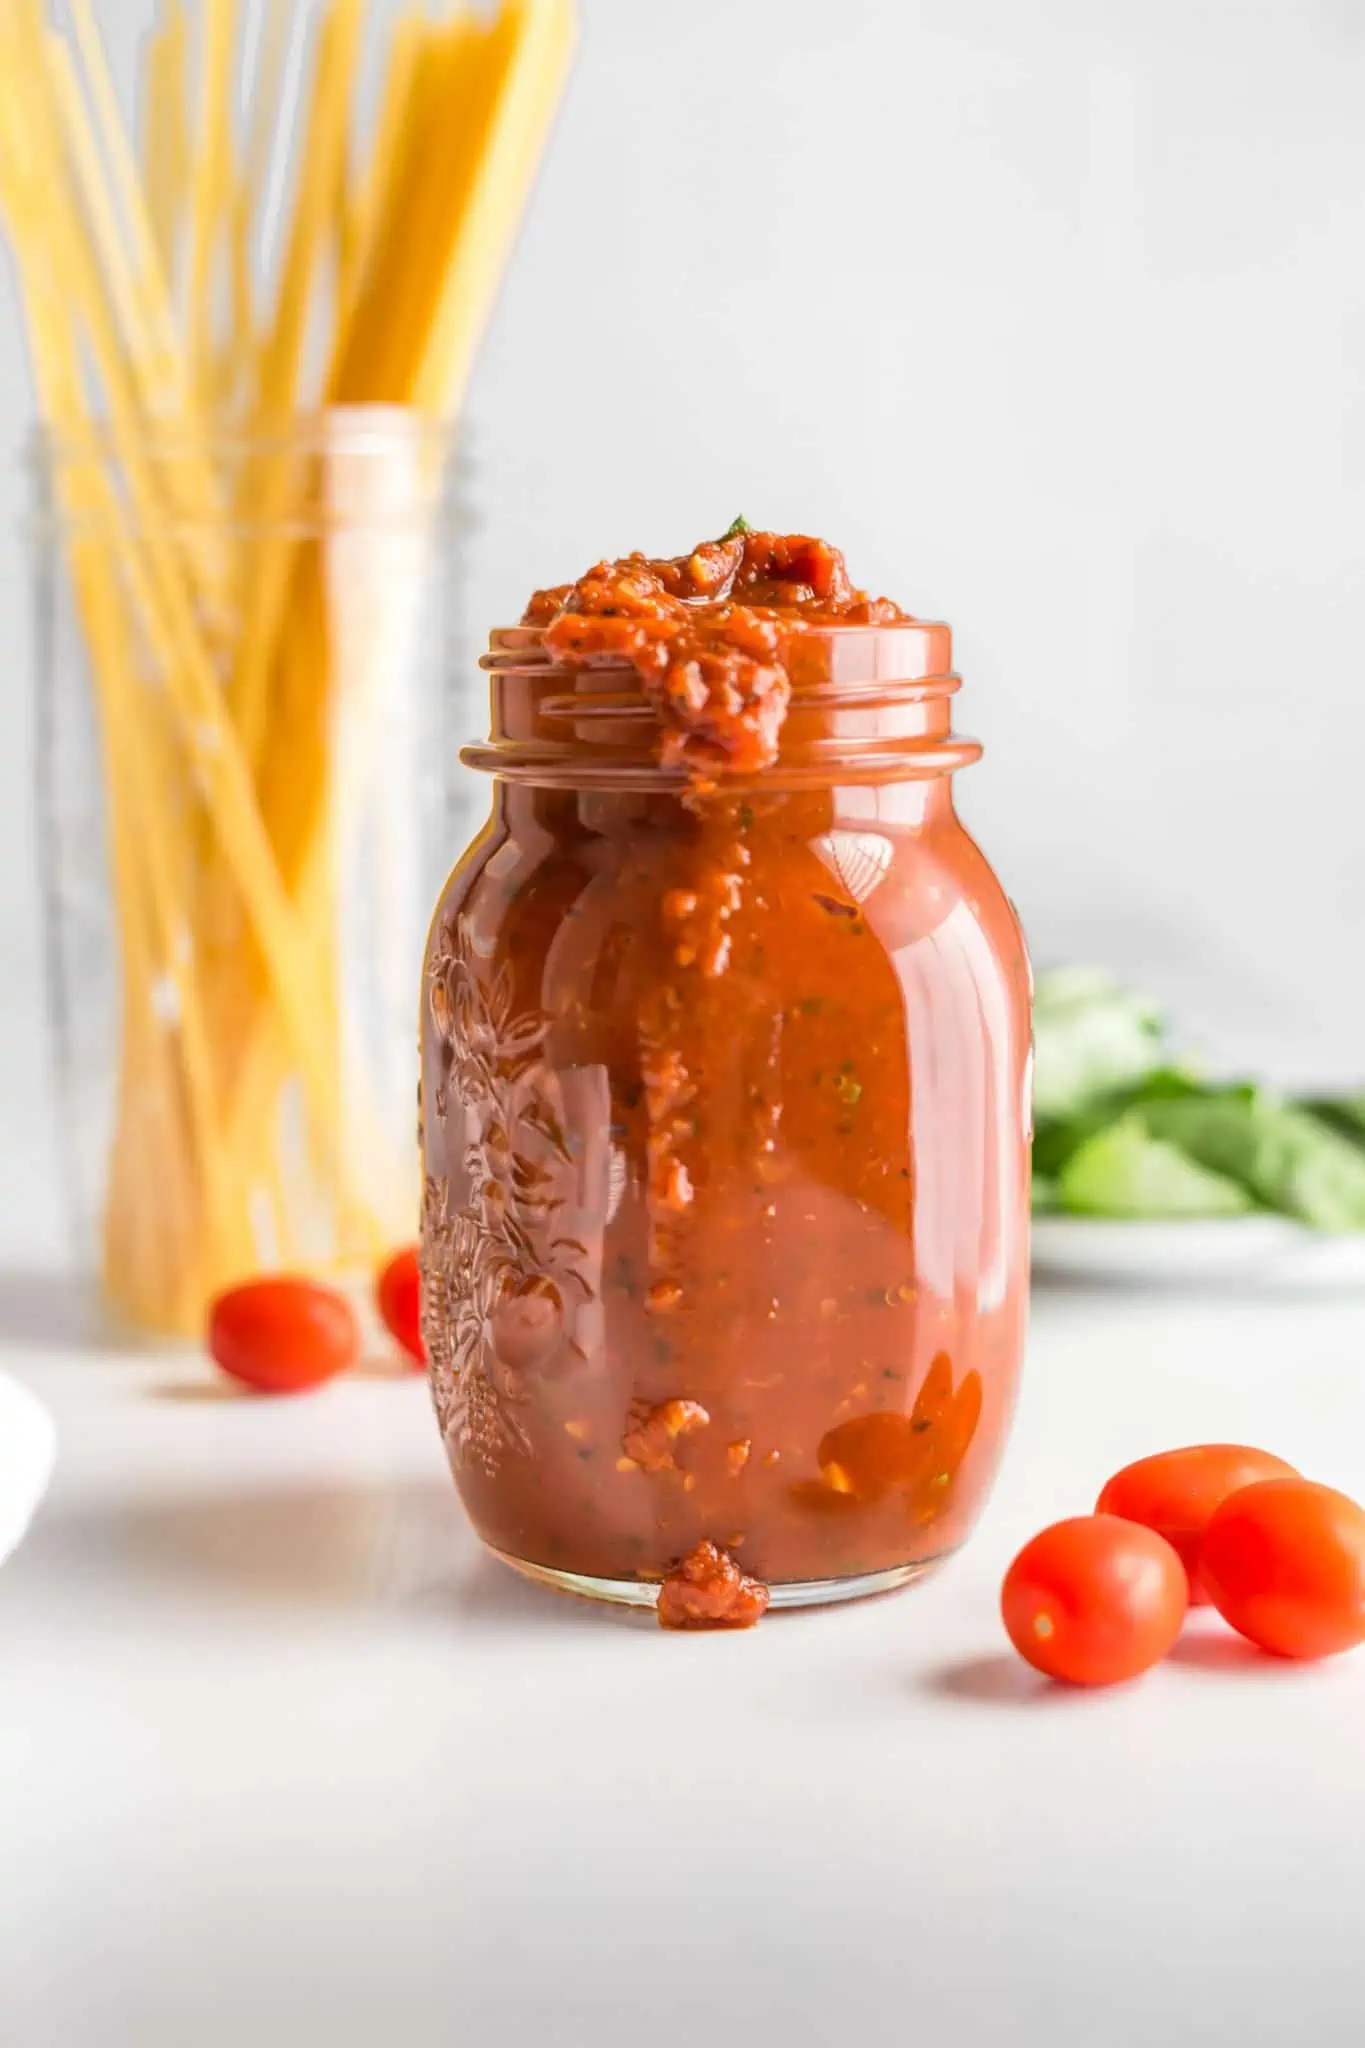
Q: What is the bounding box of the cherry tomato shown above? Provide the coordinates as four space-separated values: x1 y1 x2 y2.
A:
1001 1514 1189 1686
376 1245 424 1366
1201 1478 1365 1660
208 1276 360 1394
1096 1444 1298 1604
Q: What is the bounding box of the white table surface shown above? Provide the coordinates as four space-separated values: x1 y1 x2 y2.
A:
3 1255 1365 2047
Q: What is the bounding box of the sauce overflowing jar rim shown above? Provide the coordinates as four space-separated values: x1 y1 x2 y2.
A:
466 622 983 788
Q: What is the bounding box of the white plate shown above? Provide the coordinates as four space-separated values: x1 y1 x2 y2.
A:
1031 1214 1365 1288
0 1374 55 1566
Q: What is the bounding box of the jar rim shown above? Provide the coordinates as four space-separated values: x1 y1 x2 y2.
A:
468 620 981 788
481 616 954 685
26 404 456 544
28 403 454 466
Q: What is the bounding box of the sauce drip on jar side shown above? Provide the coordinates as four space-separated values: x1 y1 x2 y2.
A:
526 531 911 1627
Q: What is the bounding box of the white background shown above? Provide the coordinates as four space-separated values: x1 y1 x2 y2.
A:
8 1285 1365 2048
3 0 1365 1108
3 13 1365 2044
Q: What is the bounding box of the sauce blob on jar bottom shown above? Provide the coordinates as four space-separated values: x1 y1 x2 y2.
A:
657 1541 771 1631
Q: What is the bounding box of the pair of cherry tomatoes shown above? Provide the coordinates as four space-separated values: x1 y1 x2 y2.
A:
208 1247 425 1394
1002 1443 1365 1684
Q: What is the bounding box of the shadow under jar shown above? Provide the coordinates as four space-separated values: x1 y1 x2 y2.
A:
420 590 1031 1617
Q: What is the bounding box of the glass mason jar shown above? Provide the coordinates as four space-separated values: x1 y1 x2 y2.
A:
420 616 1031 1608
34 408 473 1335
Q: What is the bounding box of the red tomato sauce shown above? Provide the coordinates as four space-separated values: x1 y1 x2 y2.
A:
421 529 1031 1623
523 525 908 776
